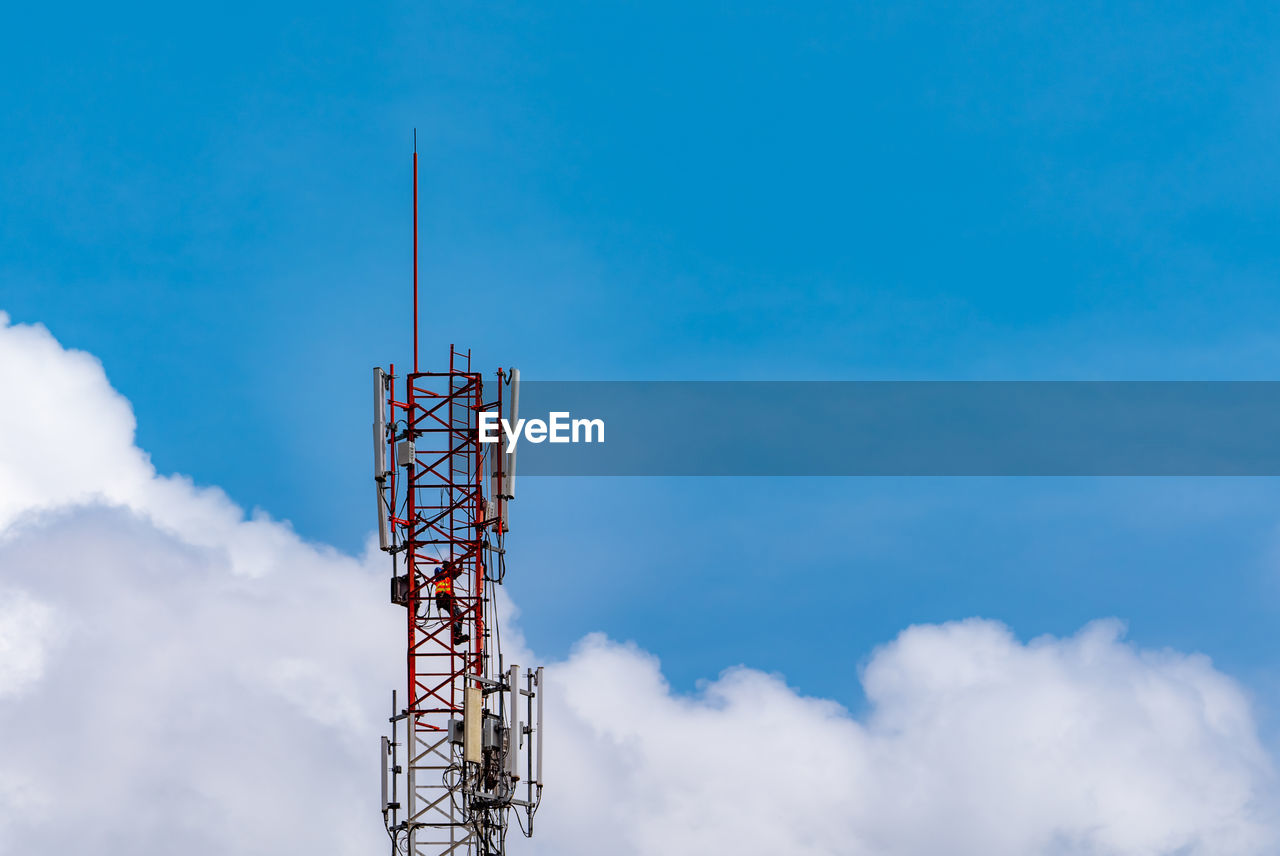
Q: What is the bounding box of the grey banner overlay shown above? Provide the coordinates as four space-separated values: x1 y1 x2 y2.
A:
508 382 1280 475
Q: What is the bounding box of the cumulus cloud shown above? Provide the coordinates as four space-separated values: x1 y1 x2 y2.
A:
0 587 58 699
0 312 1276 855
540 622 1278 856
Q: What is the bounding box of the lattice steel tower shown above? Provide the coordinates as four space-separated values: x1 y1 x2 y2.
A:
373 143 543 856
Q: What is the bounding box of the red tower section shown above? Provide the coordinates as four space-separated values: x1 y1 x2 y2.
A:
391 347 488 720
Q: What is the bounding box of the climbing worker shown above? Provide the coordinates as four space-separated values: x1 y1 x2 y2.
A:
432 559 470 646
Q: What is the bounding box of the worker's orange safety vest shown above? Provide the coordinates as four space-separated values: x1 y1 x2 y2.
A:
434 574 453 596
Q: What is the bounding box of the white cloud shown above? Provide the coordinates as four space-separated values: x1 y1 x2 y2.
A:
0 587 58 699
535 623 1278 856
0 311 151 524
0 311 1276 855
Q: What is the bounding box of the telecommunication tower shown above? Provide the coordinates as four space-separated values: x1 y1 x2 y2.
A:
374 143 544 856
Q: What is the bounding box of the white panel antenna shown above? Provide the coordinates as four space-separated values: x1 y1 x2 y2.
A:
373 368 390 550
535 666 544 786
464 686 483 764
506 663 522 778
373 368 388 477
380 736 390 811
489 400 505 529
506 368 520 501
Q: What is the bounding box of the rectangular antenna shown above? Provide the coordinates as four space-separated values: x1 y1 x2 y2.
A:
535 666 544 785
373 368 390 549
507 369 520 501
489 405 505 530
507 664 522 777
464 686 483 764
376 485 390 551
373 368 388 477
380 736 390 810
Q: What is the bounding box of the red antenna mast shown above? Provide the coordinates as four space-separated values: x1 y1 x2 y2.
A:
413 129 419 373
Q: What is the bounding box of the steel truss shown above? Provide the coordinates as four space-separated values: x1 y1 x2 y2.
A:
383 346 494 856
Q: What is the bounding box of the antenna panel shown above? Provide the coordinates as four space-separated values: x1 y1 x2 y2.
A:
506 369 520 501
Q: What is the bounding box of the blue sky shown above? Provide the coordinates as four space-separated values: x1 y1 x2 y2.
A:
4 2 1280 709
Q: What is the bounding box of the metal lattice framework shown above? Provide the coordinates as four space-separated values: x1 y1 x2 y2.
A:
383 347 490 856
